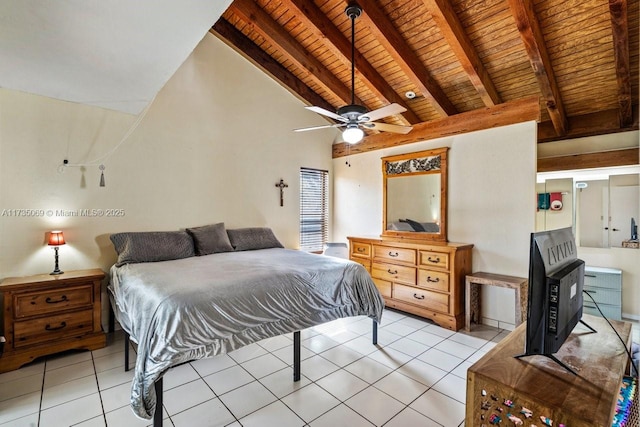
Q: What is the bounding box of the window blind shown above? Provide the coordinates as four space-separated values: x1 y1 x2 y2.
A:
300 168 329 252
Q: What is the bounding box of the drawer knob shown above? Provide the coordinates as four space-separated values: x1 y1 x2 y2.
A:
45 321 67 331
413 293 425 300
426 276 440 283
45 295 68 304
427 256 440 264
357 247 365 253
388 251 399 257
387 269 398 275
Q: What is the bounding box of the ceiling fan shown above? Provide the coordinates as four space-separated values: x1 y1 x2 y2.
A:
294 3 413 144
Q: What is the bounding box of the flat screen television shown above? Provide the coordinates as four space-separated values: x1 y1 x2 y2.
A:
515 227 595 374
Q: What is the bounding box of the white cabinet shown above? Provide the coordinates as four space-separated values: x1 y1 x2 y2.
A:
583 266 622 320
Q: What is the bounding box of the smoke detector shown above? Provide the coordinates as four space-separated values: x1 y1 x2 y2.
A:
405 91 417 99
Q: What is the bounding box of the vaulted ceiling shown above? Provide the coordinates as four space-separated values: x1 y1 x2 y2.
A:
211 0 639 166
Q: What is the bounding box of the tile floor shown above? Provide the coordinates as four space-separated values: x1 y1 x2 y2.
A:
0 309 636 427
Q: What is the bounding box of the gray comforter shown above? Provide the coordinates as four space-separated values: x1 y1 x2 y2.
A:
109 248 384 419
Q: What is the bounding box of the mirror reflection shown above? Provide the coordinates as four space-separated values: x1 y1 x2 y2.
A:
536 167 640 249
386 174 441 232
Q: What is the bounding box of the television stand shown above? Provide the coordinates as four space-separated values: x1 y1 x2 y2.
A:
514 319 597 375
467 315 632 427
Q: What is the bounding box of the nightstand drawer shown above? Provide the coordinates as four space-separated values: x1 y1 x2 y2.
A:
14 309 94 348
14 284 93 318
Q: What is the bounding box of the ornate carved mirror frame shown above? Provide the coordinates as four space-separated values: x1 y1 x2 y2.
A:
382 147 448 242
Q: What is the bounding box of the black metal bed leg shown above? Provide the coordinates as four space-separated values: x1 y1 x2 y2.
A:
124 332 130 372
154 377 163 427
372 319 378 345
293 331 301 381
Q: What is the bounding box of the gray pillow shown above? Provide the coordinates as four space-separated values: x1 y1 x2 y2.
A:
186 222 234 255
227 227 284 251
110 231 195 267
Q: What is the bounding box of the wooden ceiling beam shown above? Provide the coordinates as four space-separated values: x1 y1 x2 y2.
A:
507 0 568 136
210 19 335 114
537 148 639 172
283 0 422 125
333 96 540 158
537 105 639 142
357 0 457 116
608 0 633 127
228 0 363 108
421 0 502 107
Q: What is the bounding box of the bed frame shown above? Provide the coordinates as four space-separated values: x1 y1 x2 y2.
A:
123 319 379 427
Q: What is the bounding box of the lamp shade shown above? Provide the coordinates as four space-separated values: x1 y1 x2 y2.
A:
48 230 66 246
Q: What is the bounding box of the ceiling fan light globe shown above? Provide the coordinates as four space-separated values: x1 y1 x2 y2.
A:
343 126 364 144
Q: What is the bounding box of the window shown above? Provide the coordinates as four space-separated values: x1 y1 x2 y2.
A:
300 168 329 252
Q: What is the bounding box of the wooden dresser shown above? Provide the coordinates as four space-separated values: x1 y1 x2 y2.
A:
348 236 473 331
0 269 106 373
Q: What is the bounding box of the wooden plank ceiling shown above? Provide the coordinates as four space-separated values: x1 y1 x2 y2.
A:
211 0 639 164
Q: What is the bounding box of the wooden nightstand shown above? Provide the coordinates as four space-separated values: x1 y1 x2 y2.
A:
0 269 106 373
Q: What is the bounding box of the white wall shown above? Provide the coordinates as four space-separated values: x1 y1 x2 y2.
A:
333 122 537 329
0 33 334 280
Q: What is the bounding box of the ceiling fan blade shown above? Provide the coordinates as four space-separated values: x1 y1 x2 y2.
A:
359 103 407 122
366 121 413 134
305 106 347 122
294 123 344 132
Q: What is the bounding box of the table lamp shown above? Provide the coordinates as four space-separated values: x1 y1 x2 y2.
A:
48 230 65 275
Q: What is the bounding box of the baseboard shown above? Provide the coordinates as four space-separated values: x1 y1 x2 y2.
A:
622 312 640 322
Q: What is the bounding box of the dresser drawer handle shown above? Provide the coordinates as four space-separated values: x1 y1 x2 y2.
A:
585 274 597 278
427 256 440 263
413 293 425 300
45 295 68 304
387 269 398 275
45 321 67 331
388 251 399 257
357 247 365 253
426 276 440 283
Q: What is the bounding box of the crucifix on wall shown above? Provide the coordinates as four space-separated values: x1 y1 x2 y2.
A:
275 179 288 207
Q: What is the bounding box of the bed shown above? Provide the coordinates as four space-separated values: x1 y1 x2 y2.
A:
107 225 384 423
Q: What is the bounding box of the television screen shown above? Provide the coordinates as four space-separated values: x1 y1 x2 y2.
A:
517 227 590 374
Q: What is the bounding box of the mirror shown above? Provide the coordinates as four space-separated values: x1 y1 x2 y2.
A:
382 147 448 241
536 167 640 248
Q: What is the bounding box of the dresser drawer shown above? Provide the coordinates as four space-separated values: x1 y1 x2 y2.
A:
583 302 621 320
374 246 416 264
351 242 371 258
418 251 449 270
350 257 371 272
393 284 449 313
13 309 94 348
417 269 450 292
372 262 416 286
372 278 392 298
583 286 621 306
584 270 622 290
14 284 94 318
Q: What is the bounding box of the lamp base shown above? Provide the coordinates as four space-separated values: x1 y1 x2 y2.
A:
50 246 63 275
